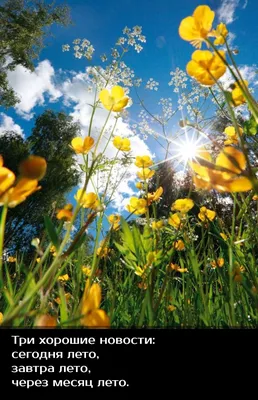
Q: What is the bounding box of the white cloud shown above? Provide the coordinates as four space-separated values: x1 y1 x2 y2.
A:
7 60 62 120
62 70 153 210
0 113 24 137
217 0 240 24
219 64 258 88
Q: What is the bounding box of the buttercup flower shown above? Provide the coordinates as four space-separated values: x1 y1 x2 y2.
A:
151 220 164 230
135 156 153 168
168 213 182 229
0 178 41 208
231 80 248 107
224 126 243 145
171 198 194 213
198 206 216 222
7 256 16 263
211 258 224 269
213 23 228 46
19 156 47 180
168 305 177 312
220 233 228 241
97 246 110 258
55 293 71 305
35 314 57 327
186 50 226 86
190 146 253 192
137 168 155 180
170 263 188 273
0 156 16 196
71 137 95 154
173 240 185 251
99 85 129 112
57 204 73 221
147 186 163 205
58 274 70 282
179 5 215 48
108 214 121 230
113 136 131 152
126 197 147 215
81 282 110 327
136 182 143 190
82 265 92 276
0 312 3 324
75 189 100 209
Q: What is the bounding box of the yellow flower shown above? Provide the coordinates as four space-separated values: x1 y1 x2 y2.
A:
213 23 228 46
36 257 41 263
71 137 95 154
99 86 129 112
75 189 100 209
135 155 153 168
151 220 164 230
7 256 16 263
179 5 215 48
50 245 56 253
126 197 147 215
0 178 41 208
173 240 185 251
224 126 243 145
0 157 15 197
137 168 155 180
96 246 110 258
147 251 157 265
136 182 143 190
35 314 57 327
138 281 148 290
211 258 224 269
147 186 163 205
58 274 70 282
170 263 187 273
135 266 147 277
171 198 194 213
81 282 110 327
107 214 120 230
253 195 258 201
168 213 182 229
190 146 253 192
113 136 131 152
231 80 248 107
187 50 226 86
220 233 228 241
168 305 177 312
82 265 92 276
198 206 216 222
19 156 47 180
54 293 71 305
233 262 245 283
56 209 73 221
0 312 3 324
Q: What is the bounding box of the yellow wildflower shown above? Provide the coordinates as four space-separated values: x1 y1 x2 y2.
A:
138 281 148 290
224 126 243 145
211 258 224 269
213 23 228 46
82 266 92 276
135 266 147 277
0 178 41 208
151 220 164 230
170 263 188 273
179 5 215 48
75 189 100 209
81 282 110 327
231 80 248 107
0 156 15 196
113 136 131 152
187 50 226 86
108 214 120 230
99 85 129 112
7 256 16 263
171 198 194 213
36 257 41 263
56 204 73 221
58 274 70 282
190 146 253 192
135 155 153 168
71 136 94 154
96 246 110 259
126 197 147 215
220 233 228 241
198 206 216 222
137 168 155 180
168 305 177 312
168 213 182 229
147 186 163 205
54 293 71 305
0 312 3 324
136 182 143 190
173 240 185 251
19 156 47 180
35 314 57 327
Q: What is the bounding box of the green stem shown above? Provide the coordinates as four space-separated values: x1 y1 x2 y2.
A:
0 204 8 288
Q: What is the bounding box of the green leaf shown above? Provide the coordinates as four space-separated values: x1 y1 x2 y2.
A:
44 216 60 249
244 115 258 135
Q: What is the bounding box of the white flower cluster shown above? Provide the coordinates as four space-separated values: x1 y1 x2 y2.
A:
114 25 146 53
168 68 188 91
146 78 159 91
158 98 173 121
62 38 95 60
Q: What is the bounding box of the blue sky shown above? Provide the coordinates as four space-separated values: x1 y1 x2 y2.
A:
1 0 258 220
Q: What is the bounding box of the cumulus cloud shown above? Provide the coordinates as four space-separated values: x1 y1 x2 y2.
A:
217 0 240 24
219 64 258 88
7 60 62 120
0 113 24 137
62 70 153 210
